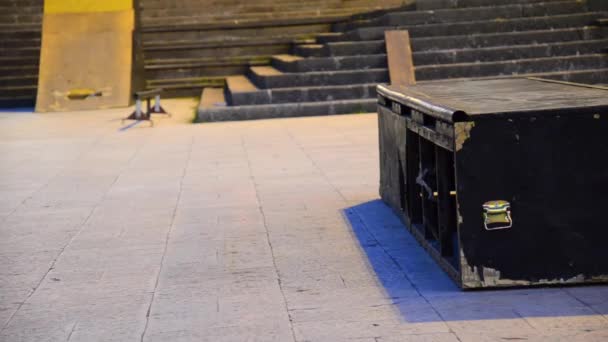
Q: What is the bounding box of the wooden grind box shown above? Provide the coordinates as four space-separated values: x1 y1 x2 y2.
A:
376 78 608 289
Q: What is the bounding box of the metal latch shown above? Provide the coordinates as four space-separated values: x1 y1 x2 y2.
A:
483 200 512 231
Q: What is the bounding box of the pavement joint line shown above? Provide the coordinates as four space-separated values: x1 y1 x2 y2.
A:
283 123 349 203
139 135 194 342
513 309 537 330
0 126 143 332
1 204 99 331
563 288 608 323
0 126 111 226
65 321 78 342
345 206 463 341
241 135 298 342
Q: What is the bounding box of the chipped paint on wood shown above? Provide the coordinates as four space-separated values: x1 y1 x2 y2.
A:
454 122 475 151
461 248 608 289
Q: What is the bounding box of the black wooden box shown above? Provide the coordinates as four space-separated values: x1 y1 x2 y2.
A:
377 78 608 289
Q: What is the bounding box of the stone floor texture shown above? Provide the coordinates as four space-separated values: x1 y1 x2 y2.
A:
0 100 607 342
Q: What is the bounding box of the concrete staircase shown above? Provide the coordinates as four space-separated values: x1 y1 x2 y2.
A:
0 0 43 108
197 0 608 122
140 0 409 97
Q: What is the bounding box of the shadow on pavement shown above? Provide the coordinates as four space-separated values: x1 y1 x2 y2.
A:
343 199 608 323
0 107 35 113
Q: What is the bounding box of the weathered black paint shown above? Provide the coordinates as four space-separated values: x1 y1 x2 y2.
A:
377 78 608 289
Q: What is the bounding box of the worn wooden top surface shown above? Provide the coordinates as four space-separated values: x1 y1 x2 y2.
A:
378 78 608 121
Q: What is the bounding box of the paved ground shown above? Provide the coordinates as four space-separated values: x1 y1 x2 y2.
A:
0 100 607 342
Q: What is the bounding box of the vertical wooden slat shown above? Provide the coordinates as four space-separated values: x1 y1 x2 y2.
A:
385 30 416 87
435 147 455 256
406 132 423 224
419 138 438 241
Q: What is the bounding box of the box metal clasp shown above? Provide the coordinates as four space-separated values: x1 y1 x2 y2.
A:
483 200 512 231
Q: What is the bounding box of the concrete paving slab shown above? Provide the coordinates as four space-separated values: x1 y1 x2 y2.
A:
0 100 606 341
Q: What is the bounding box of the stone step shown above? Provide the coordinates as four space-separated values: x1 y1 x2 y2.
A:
145 65 257 80
199 87 226 111
248 65 388 88
0 65 38 77
141 0 399 13
145 56 271 80
0 46 39 58
531 68 608 84
141 15 344 33
142 3 336 14
140 0 397 8
0 6 42 15
348 2 416 20
0 0 42 6
340 1 586 31
226 74 258 92
143 36 298 60
416 53 608 80
272 53 387 72
425 68 608 85
0 56 39 66
0 23 41 31
279 41 608 79
417 0 569 10
329 12 607 42
0 13 42 24
228 81 377 106
0 29 41 41
414 39 608 66
146 77 226 98
141 0 327 5
0 96 35 109
292 44 326 58
196 98 377 122
314 26 604 57
148 76 225 87
411 26 605 52
286 40 607 72
141 0 336 10
144 34 311 48
0 75 37 87
141 7 384 24
332 5 416 31
314 32 344 44
225 75 258 105
322 40 385 57
146 55 272 66
141 21 331 43
0 85 37 98
0 38 40 49
151 85 203 98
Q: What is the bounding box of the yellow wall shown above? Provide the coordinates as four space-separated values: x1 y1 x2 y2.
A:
44 0 132 14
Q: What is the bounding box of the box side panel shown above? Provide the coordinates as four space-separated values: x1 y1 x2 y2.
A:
455 112 608 288
378 106 407 212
